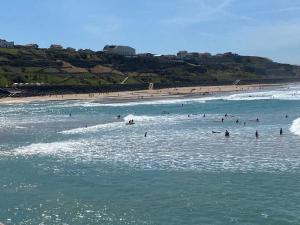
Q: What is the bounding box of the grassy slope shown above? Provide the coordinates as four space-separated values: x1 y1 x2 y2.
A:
0 47 299 87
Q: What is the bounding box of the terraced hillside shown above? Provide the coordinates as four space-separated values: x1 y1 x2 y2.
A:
0 47 299 88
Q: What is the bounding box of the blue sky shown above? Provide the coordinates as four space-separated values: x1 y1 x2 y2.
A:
1 0 300 64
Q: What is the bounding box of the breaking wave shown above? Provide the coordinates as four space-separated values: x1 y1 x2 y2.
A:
290 118 300 136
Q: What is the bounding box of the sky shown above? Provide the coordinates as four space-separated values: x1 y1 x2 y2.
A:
1 0 300 64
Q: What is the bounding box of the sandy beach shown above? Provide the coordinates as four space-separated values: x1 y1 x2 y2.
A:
0 84 278 104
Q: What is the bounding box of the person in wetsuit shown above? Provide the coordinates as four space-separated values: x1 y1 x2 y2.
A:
225 130 230 137
280 128 283 135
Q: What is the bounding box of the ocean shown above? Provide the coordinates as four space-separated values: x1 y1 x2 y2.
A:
1 84 300 224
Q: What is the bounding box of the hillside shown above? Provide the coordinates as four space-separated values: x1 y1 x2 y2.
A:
0 47 299 90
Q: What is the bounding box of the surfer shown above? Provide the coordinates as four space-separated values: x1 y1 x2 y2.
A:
203 114 206 118
225 113 228 117
225 130 230 137
212 131 221 134
280 128 283 135
188 114 190 118
117 115 121 119
236 119 239 124
255 130 259 138
144 132 147 137
222 118 224 123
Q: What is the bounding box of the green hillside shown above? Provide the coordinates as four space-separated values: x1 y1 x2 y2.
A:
0 47 299 88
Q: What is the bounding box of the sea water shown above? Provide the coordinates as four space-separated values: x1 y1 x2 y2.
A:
1 85 300 224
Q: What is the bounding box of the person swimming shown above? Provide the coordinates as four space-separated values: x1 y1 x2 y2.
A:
236 119 239 124
285 115 289 118
256 118 260 122
255 130 259 138
225 113 228 117
225 130 230 137
117 115 121 119
222 118 224 123
280 128 283 135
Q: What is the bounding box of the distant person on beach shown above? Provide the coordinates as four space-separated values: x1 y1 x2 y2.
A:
144 132 147 137
225 130 230 137
255 130 259 138
280 128 283 135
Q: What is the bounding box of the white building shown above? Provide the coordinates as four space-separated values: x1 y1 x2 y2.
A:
0 39 14 48
103 45 136 56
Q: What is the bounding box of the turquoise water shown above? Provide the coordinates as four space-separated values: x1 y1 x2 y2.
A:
1 85 300 224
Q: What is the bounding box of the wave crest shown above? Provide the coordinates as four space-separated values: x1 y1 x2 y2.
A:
290 118 300 136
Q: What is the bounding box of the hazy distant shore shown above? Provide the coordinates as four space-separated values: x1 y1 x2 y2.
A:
0 83 280 104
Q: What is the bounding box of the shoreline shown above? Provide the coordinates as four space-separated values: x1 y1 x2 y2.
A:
0 83 282 104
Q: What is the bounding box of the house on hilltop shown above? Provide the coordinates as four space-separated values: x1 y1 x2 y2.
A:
25 43 39 49
0 39 14 48
50 44 63 50
103 45 136 56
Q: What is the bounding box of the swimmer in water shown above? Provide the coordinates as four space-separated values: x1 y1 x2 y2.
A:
222 118 224 123
280 128 283 135
236 120 239 124
225 130 230 137
256 118 260 122
255 130 259 138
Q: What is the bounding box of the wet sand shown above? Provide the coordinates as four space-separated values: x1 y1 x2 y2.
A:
0 84 278 104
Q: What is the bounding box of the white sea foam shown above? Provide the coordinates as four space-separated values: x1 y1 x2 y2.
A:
59 122 124 135
59 114 185 135
9 131 300 172
100 98 207 107
290 118 300 136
